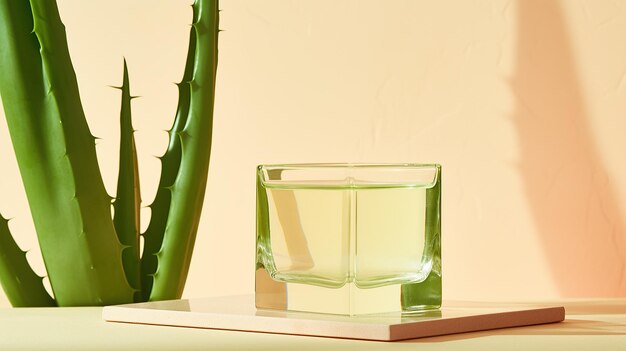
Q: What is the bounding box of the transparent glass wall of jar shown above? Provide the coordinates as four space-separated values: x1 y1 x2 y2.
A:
255 164 441 315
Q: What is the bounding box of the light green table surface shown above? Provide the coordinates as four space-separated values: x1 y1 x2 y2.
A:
0 300 625 350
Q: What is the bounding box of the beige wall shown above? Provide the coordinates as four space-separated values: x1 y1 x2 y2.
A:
2 0 626 307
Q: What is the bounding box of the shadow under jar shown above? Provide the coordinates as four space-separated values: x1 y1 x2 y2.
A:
255 163 441 315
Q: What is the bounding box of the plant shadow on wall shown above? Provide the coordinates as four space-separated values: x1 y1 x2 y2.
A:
512 0 626 296
0 0 219 306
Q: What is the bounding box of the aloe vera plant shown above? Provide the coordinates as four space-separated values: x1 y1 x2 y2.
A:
0 0 219 306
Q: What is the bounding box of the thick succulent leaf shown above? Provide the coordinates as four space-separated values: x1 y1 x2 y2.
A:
140 20 196 302
148 0 219 301
0 216 56 307
113 60 141 300
0 0 134 305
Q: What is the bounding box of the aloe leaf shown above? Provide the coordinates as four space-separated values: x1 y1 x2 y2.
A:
113 59 141 300
140 18 196 302
0 0 134 305
147 0 219 301
0 216 56 307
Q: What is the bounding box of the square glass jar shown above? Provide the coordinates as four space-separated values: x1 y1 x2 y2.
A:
255 163 441 315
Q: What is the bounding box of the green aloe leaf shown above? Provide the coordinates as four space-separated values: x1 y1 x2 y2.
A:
0 216 56 307
0 0 133 306
140 15 196 302
113 60 141 301
146 0 219 301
